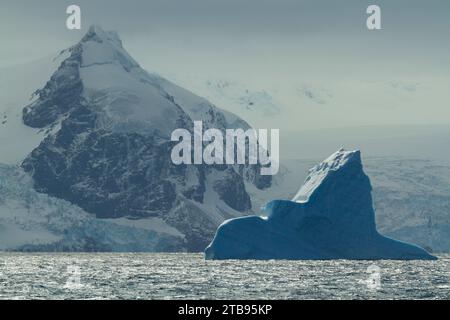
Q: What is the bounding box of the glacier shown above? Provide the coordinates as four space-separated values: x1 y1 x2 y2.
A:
205 149 437 260
0 164 185 251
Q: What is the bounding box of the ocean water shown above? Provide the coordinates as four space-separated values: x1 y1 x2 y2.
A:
0 253 448 300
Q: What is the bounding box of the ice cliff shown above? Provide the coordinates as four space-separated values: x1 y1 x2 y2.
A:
205 149 437 260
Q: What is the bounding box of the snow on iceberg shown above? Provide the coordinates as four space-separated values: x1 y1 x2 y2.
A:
205 149 437 260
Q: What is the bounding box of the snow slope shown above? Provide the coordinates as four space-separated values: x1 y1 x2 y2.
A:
169 75 450 133
0 53 70 164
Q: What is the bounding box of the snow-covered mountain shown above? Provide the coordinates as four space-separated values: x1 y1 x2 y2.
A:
1 25 271 252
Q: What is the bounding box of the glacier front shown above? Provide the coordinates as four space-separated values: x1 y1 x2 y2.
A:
205 149 437 260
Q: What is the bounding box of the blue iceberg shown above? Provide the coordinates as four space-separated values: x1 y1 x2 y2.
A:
205 149 437 260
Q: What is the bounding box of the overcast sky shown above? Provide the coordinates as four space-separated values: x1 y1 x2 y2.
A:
0 0 449 77
1 0 449 130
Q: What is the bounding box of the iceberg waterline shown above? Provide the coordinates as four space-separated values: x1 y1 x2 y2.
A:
205 149 437 260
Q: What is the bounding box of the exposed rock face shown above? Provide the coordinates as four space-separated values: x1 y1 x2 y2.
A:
21 26 271 252
205 149 437 260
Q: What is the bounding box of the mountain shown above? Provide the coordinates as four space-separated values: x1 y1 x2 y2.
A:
205 149 436 260
4 25 271 252
165 77 282 128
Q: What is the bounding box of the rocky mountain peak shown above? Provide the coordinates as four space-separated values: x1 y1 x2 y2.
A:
20 26 271 252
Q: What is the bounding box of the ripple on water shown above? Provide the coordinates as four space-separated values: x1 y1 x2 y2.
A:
0 253 449 300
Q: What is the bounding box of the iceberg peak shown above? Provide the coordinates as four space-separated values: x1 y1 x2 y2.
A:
293 148 361 203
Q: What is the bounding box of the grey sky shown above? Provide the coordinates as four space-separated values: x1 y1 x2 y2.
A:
1 0 449 130
1 0 449 77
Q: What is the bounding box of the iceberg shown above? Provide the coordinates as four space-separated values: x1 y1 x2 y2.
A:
205 149 437 260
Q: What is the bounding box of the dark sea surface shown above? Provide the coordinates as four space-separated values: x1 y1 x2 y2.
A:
0 253 448 299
